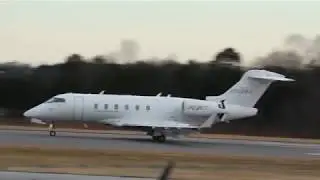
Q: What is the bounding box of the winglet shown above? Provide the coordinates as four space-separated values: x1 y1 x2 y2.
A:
200 113 227 129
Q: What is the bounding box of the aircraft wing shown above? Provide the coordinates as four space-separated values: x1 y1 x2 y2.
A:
30 118 47 125
100 118 198 128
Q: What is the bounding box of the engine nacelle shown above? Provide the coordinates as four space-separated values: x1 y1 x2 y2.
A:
224 105 258 121
183 100 225 116
182 99 258 121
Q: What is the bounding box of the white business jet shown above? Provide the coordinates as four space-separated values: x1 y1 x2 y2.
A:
23 69 294 142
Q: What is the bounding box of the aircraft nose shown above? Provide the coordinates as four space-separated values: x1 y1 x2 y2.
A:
23 108 37 118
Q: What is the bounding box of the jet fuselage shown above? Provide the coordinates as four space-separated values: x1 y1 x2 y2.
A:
24 93 257 127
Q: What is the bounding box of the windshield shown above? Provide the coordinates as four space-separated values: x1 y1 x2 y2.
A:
46 97 66 103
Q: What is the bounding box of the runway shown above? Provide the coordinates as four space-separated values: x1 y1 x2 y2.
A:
0 171 152 180
1 129 320 158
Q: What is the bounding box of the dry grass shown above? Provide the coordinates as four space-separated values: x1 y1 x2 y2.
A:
0 145 319 180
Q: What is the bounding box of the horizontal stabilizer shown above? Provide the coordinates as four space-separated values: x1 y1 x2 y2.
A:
248 70 294 82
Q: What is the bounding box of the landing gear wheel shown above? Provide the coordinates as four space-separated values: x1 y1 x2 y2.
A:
152 135 166 143
49 131 56 136
48 122 56 136
157 135 166 142
152 136 158 141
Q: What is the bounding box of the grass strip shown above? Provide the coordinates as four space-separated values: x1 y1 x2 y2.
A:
0 145 319 180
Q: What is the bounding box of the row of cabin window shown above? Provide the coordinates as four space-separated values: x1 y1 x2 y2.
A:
94 104 151 111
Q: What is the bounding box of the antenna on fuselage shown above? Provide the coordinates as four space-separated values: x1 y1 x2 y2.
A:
99 90 105 94
156 92 162 97
167 94 171 97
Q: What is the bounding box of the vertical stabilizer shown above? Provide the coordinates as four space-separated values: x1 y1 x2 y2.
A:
205 69 294 107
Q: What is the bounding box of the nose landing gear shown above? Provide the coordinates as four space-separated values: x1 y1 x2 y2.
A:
49 130 56 136
48 121 56 136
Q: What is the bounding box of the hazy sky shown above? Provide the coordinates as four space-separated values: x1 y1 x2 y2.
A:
1 1 320 66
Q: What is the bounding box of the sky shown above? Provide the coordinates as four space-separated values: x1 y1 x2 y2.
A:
1 1 320 66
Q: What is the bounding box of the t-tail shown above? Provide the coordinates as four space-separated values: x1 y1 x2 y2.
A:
205 69 294 107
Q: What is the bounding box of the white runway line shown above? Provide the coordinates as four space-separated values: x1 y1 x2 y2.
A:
306 152 320 156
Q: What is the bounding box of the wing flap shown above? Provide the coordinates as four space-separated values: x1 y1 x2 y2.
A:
100 118 198 128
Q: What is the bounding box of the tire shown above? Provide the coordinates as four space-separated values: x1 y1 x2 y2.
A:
157 135 166 142
49 131 56 136
152 136 158 141
152 135 166 143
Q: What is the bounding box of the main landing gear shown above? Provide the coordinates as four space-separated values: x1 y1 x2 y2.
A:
147 129 167 143
152 135 166 143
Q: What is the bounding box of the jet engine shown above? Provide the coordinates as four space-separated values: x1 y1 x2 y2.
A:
182 99 258 122
182 100 225 116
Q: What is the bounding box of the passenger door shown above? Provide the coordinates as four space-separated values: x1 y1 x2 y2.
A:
74 96 84 121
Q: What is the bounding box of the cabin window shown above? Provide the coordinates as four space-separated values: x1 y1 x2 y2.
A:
104 104 108 110
94 104 98 109
125 104 129 110
146 105 150 111
135 105 139 111
114 104 118 110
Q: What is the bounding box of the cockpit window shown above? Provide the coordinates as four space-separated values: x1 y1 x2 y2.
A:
46 97 66 103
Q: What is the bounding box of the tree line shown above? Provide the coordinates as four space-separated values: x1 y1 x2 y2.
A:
1 47 320 138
